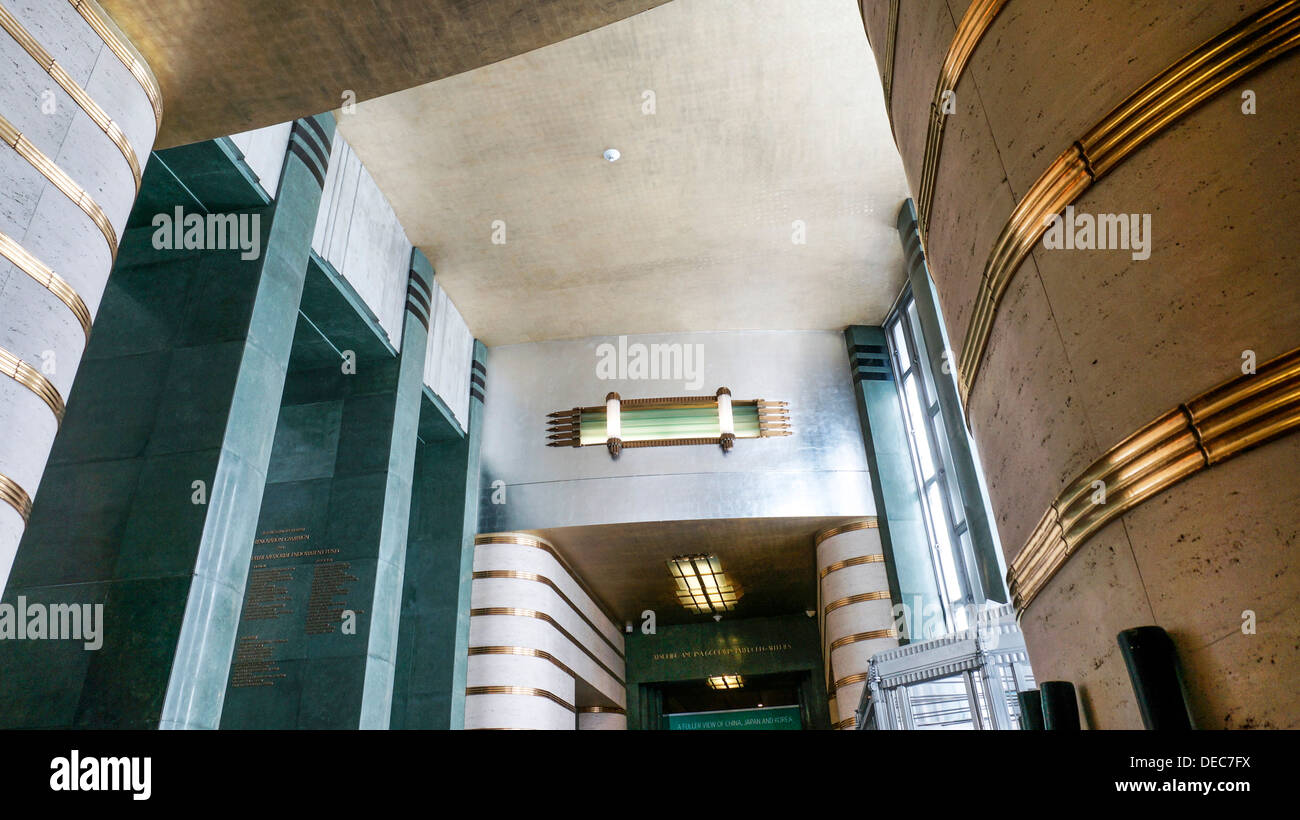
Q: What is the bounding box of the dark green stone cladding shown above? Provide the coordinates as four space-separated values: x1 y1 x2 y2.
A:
389 315 486 730
0 116 334 728
624 614 829 730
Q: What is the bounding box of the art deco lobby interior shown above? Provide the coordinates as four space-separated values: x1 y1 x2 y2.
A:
0 0 1294 731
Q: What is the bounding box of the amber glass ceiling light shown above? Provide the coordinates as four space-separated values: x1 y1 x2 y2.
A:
707 675 744 690
668 554 743 614
547 387 790 457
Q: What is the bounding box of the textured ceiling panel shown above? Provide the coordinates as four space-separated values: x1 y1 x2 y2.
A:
101 0 670 146
339 0 910 344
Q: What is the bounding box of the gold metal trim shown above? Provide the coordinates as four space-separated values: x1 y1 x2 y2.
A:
0 113 117 260
916 0 1010 235
814 518 879 547
472 569 625 659
958 0 1300 403
0 4 142 190
0 346 65 423
0 232 93 339
470 607 626 686
819 553 886 578
833 672 869 690
881 0 900 104
0 473 33 524
67 0 163 127
578 706 626 715
469 645 579 680
834 716 858 730
1009 346 1300 613
829 628 897 651
475 532 622 628
824 590 892 616
465 685 576 713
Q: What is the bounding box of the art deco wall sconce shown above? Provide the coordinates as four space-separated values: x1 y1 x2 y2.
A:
546 387 790 457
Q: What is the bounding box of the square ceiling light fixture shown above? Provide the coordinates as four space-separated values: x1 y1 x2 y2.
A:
707 675 744 690
547 388 790 456
668 554 743 614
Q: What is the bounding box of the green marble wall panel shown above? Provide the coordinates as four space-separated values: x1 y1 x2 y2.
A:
389 320 485 730
161 114 337 731
0 115 334 729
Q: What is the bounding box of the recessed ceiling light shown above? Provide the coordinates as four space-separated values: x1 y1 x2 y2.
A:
603 148 621 162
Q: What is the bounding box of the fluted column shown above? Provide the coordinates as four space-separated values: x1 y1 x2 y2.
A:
465 533 626 730
0 0 159 590
816 520 898 729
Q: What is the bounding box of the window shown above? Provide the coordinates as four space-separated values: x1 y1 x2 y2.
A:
885 287 983 634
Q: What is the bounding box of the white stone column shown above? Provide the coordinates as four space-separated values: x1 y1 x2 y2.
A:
578 708 627 730
0 0 159 589
465 533 627 730
816 520 898 729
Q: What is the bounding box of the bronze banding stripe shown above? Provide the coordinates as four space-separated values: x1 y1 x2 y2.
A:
472 569 625 659
819 553 886 578
958 0 1300 403
0 232 94 339
68 0 162 127
824 590 892 617
814 518 879 547
0 346 65 423
829 629 897 652
470 607 625 686
882 0 899 103
833 672 869 691
0 113 117 261
579 706 626 714
469 645 579 680
834 716 858 730
465 685 575 713
475 533 621 628
0 5 141 191
0 473 33 524
1009 346 1300 612
916 0 1010 235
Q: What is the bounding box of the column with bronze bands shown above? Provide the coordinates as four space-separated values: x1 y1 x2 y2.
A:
0 0 159 587
465 533 626 729
876 0 1300 727
815 519 897 729
577 706 628 730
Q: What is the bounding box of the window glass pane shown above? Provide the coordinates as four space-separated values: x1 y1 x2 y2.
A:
890 318 910 371
904 302 939 405
931 412 967 528
927 482 964 603
903 376 935 480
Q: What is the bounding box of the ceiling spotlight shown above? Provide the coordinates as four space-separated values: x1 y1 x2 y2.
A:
603 148 621 162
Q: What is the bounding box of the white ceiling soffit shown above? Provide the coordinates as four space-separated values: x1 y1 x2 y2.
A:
338 0 909 346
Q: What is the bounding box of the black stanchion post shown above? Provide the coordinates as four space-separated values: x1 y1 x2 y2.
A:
1117 625 1195 730
1040 681 1080 730
1017 689 1044 730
